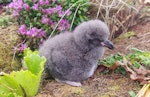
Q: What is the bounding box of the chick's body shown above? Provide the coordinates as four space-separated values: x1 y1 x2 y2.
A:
39 20 114 86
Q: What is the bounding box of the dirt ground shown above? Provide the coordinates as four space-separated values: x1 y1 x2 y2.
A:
36 22 150 97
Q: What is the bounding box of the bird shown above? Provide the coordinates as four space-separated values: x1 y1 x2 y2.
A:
39 19 114 86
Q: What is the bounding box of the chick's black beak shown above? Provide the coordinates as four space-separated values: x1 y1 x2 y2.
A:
101 40 114 50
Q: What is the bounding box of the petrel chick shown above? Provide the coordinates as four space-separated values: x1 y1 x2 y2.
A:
39 20 114 86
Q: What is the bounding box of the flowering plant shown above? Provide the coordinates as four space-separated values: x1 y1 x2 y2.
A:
9 0 89 52
59 0 89 30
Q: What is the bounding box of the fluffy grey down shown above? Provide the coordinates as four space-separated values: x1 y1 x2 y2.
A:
39 20 114 86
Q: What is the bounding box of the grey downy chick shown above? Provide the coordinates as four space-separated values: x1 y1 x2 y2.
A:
39 20 114 86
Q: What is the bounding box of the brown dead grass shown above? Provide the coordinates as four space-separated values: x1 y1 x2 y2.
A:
0 24 21 72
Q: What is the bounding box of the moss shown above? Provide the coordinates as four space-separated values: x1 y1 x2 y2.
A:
53 85 85 97
0 24 21 72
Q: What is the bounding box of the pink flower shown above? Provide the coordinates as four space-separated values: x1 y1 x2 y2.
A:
48 19 53 25
58 10 72 17
19 24 27 35
20 43 27 52
23 3 30 10
58 11 65 17
33 0 37 3
13 10 19 16
42 8 54 15
9 0 23 11
32 4 38 10
38 0 44 6
42 16 49 24
37 29 46 37
58 19 70 31
26 30 31 36
23 27 46 38
30 27 38 37
54 5 62 12
45 0 50 5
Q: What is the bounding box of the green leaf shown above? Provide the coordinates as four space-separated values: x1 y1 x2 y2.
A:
24 50 46 75
0 92 21 97
0 48 46 97
79 15 84 22
78 10 81 14
10 70 40 97
128 91 136 97
24 48 32 56
115 66 126 75
128 48 150 68
36 13 42 17
99 53 123 67
34 17 37 22
0 73 23 96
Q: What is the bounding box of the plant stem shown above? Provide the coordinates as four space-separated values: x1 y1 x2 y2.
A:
69 3 81 31
96 0 104 19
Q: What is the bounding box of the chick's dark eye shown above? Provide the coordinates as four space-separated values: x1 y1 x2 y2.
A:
89 38 99 44
94 38 103 42
93 38 103 43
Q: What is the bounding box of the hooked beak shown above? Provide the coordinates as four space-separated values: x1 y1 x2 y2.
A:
101 40 114 50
